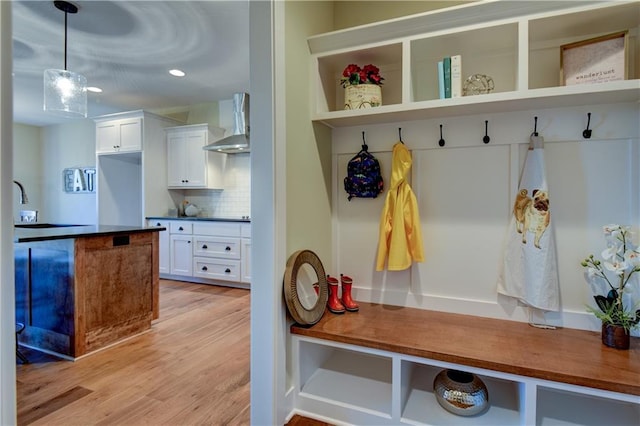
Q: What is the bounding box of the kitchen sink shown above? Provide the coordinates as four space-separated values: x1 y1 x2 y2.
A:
14 223 82 229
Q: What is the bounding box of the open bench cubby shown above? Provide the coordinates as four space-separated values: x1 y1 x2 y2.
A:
290 303 639 425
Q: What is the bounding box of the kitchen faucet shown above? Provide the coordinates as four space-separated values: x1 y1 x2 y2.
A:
13 180 29 204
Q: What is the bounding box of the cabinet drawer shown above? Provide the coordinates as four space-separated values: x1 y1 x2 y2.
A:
192 236 240 259
149 219 169 229
193 257 240 282
193 221 240 237
170 221 193 234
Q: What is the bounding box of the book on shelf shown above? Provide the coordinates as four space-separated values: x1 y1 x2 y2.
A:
451 54 462 98
437 61 445 99
443 56 451 99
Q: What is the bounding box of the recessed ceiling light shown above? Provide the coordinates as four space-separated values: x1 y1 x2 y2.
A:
87 86 102 93
169 69 186 77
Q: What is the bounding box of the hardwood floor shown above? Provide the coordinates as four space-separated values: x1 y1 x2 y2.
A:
16 279 251 425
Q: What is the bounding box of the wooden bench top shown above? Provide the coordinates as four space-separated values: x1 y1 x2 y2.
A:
291 302 640 396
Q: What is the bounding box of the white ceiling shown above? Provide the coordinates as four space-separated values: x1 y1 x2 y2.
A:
12 0 250 127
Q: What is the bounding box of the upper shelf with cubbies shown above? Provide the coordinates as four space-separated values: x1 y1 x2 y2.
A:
309 0 640 128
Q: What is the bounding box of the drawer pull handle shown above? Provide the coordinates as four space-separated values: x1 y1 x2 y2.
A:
225 246 231 251
187 240 191 244
202 244 208 249
156 222 161 226
202 266 208 271
179 226 184 231
225 268 231 273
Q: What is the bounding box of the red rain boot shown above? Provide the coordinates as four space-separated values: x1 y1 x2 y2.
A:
340 274 359 312
327 275 345 314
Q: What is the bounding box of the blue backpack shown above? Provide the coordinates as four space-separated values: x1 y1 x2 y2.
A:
344 144 384 201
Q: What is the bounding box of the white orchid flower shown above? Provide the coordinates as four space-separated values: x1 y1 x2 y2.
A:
603 224 621 236
601 245 619 261
624 249 640 268
604 260 629 276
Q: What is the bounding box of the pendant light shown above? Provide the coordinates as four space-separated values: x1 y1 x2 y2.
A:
43 0 87 118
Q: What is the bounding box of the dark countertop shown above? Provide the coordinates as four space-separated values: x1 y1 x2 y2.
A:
14 224 165 243
146 216 251 223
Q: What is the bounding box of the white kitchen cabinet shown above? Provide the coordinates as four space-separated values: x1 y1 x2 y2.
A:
192 236 241 259
96 117 142 153
170 234 193 276
149 219 170 274
95 110 181 227
169 221 193 276
166 124 227 189
158 219 250 287
192 221 242 283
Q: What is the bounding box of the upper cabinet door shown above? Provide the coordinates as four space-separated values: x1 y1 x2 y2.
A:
96 122 119 153
96 118 142 154
166 131 188 187
118 119 143 152
183 130 208 187
166 124 226 189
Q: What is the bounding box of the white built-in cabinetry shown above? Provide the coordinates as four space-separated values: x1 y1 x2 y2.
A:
95 116 143 153
192 221 241 282
293 336 639 426
165 124 227 189
169 221 194 276
148 219 251 287
95 111 180 227
309 1 639 127
295 1 640 425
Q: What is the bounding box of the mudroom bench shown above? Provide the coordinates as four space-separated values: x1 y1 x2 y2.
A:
290 303 639 426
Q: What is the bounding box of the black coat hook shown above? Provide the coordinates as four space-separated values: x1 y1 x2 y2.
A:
583 112 592 139
532 116 538 137
483 120 490 144
361 131 368 151
398 127 404 144
438 124 445 147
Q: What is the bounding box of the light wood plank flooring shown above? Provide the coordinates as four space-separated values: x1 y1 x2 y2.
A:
17 279 250 425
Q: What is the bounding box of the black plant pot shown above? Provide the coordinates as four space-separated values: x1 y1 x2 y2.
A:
601 323 630 350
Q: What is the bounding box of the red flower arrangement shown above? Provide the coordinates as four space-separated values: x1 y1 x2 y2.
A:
340 63 384 88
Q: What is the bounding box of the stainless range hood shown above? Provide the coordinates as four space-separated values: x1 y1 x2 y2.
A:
204 92 249 153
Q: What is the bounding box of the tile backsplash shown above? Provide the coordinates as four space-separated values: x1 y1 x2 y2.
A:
172 153 251 218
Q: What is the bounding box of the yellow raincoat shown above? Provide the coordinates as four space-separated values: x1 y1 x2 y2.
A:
376 142 424 271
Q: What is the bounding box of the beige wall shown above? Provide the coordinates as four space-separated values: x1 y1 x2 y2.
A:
333 1 473 30
285 1 335 268
12 123 42 222
41 120 97 224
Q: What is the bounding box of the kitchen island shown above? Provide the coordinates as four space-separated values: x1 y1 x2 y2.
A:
15 225 164 359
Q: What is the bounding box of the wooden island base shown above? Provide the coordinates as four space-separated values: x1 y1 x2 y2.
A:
291 302 639 426
16 230 160 359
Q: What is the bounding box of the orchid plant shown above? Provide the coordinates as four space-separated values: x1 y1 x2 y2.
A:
340 64 384 88
581 224 640 332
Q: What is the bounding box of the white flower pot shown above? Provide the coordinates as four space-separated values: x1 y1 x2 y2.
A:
344 84 382 110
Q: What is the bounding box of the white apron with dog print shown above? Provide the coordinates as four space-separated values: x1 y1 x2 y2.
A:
497 135 560 312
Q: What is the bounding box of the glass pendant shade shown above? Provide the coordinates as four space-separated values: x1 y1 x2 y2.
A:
43 68 87 118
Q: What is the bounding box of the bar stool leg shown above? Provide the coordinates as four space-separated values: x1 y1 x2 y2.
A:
16 322 29 364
